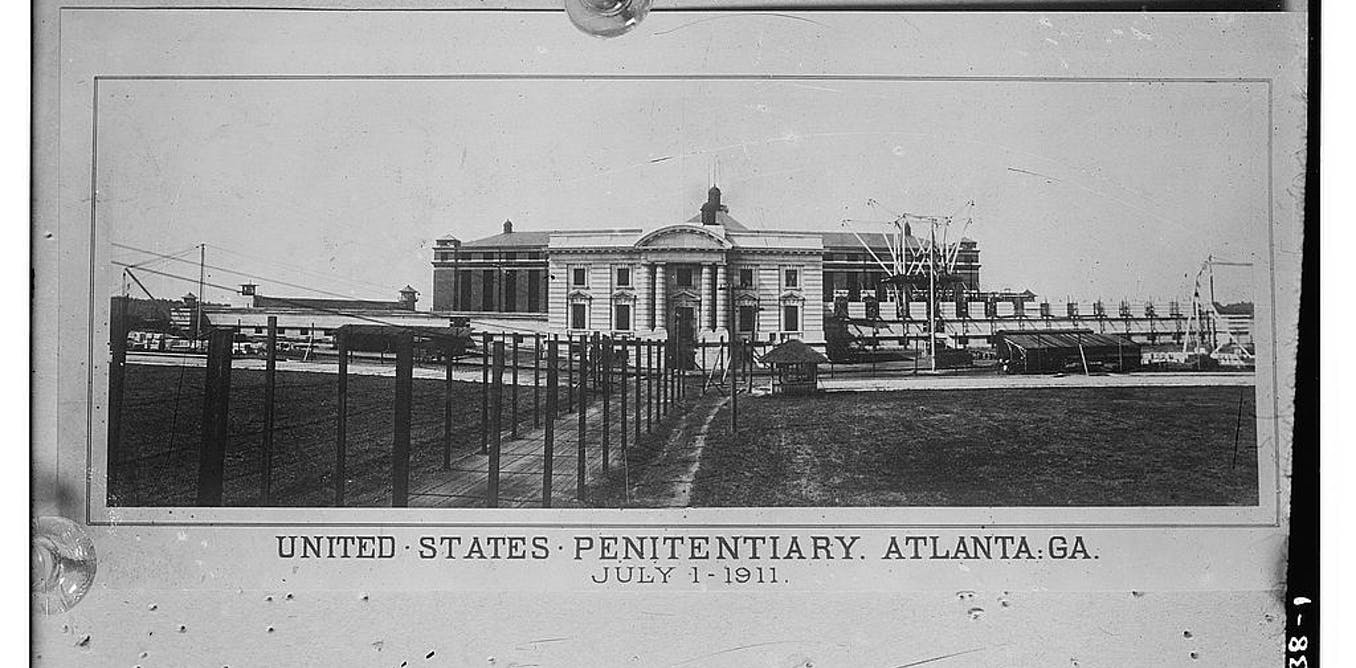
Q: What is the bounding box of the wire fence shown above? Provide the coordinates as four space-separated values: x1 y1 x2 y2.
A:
104 311 762 508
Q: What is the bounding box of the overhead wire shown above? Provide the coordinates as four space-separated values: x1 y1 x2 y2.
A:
112 241 389 303
111 261 547 338
206 243 404 296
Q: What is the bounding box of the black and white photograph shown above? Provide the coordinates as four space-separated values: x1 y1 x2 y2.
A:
101 75 1265 509
30 5 1315 668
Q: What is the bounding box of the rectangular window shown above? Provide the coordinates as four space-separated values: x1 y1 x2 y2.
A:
676 267 694 288
783 305 800 332
616 266 632 288
504 271 517 312
482 252 495 261
254 327 263 334
299 328 310 336
458 269 472 309
738 305 757 333
738 268 754 288
481 269 495 310
614 303 632 331
527 270 541 312
784 268 800 289
504 252 517 261
571 267 588 287
570 303 587 330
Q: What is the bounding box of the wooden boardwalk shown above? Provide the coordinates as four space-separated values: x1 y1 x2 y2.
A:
408 388 660 508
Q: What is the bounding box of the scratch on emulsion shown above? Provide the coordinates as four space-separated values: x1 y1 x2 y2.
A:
891 645 1002 667
652 13 829 37
670 640 845 666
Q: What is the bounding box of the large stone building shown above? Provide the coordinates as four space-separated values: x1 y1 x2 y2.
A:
431 186 981 348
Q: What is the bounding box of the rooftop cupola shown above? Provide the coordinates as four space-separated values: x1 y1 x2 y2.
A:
398 285 419 310
700 185 728 225
502 219 514 234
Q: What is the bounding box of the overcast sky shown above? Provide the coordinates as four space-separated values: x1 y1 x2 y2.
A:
99 77 1265 306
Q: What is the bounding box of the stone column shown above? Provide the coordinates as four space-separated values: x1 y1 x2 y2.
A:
700 264 714 331
716 264 729 331
639 263 653 332
654 263 667 334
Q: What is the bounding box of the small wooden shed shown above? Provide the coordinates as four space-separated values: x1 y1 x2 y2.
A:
762 339 831 395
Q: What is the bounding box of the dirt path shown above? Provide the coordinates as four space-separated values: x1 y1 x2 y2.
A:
611 394 727 507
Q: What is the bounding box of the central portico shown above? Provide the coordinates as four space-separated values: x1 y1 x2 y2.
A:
545 186 825 345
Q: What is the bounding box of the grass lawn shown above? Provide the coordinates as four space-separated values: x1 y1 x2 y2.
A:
692 386 1259 507
108 364 563 507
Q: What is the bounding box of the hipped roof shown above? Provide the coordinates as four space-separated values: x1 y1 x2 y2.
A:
761 338 831 364
995 329 1136 351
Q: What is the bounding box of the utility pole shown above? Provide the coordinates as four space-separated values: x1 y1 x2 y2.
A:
196 243 206 340
725 281 737 434
928 220 937 372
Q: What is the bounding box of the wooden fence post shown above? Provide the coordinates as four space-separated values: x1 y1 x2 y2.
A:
674 338 681 401
577 336 588 502
107 296 127 464
675 338 682 401
335 329 348 507
646 342 654 433
511 333 521 438
551 334 560 420
659 339 667 415
261 315 277 505
730 334 738 436
196 328 233 507
601 336 611 475
544 339 558 508
391 331 413 508
443 336 453 469
620 340 628 457
580 334 590 408
699 341 710 392
633 342 642 444
533 333 541 429
567 334 575 413
747 339 754 394
480 332 490 454
488 340 504 508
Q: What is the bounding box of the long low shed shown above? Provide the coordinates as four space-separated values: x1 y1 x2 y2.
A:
995 329 1140 374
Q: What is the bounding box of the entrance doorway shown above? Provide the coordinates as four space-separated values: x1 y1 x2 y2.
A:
673 305 697 370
